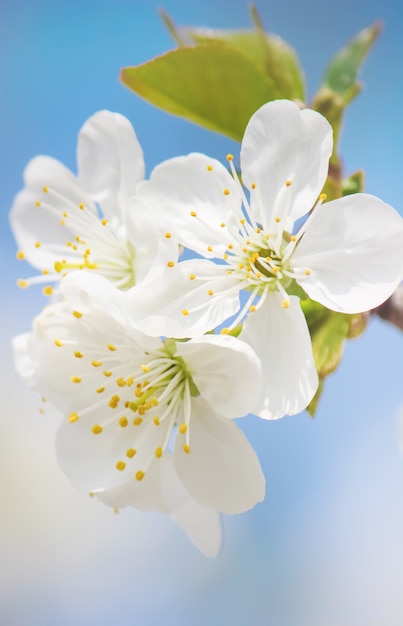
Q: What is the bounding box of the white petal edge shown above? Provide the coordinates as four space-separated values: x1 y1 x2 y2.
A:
240 293 318 419
176 334 263 418
174 397 265 515
240 99 333 229
77 110 145 222
137 153 240 255
293 193 403 313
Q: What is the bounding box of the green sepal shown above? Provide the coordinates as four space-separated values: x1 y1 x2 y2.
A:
121 43 286 142
342 170 365 196
301 300 368 415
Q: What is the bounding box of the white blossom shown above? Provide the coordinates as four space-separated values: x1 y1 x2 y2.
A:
10 110 176 296
13 282 265 555
127 99 403 419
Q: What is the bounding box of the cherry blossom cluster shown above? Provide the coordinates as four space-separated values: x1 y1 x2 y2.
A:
11 101 403 556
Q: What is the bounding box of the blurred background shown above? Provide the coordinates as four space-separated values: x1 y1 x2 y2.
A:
1 0 403 624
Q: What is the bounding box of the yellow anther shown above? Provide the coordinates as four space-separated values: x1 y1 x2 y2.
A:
43 286 53 296
240 219 246 225
290 235 297 241
116 377 127 387
256 227 261 234
96 387 105 394
319 193 327 201
167 261 175 268
165 232 172 239
71 376 82 383
126 376 134 386
54 261 63 273
89 492 94 497
226 269 232 275
74 351 83 358
227 243 233 250
126 448 136 458
207 246 213 252
179 423 187 434
43 186 49 193
91 360 102 367
72 310 83 318
54 338 64 347
155 447 163 458
223 189 230 196
135 470 145 481
68 412 79 423
79 202 85 209
189 274 196 280
16 250 25 260
92 424 103 435
133 417 143 426
119 417 128 428
75 235 81 243
208 289 214 296
35 201 41 207
141 364 150 373
285 179 292 187
190 211 197 217
107 343 117 352
42 269 49 275
281 300 290 309
275 217 281 223
101 218 108 226
223 254 228 260
220 222 226 228
116 460 126 471
226 153 234 161
113 508 119 514
207 165 213 171
108 395 120 408
220 328 229 334
182 444 191 454
304 269 312 276
182 309 189 316
103 370 112 377
17 279 28 288
249 305 256 312
153 417 160 425
238 263 245 269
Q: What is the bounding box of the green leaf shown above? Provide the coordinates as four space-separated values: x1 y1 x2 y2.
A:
121 44 285 142
181 28 305 101
320 22 382 98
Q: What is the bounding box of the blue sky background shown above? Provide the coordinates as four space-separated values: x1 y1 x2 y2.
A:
1 1 403 624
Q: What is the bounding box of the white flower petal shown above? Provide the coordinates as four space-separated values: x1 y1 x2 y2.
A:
123 260 240 338
240 100 333 229
175 334 263 418
98 454 222 557
10 156 96 271
293 193 403 313
240 293 318 419
137 153 240 255
174 397 265 514
77 110 145 223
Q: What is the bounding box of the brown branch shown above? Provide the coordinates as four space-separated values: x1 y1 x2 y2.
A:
372 284 403 331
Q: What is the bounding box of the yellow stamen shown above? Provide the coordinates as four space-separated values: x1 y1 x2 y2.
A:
16 250 25 260
189 274 196 280
96 387 105 394
226 154 233 161
190 211 197 217
119 417 128 428
223 189 230 196
167 261 175 268
108 395 120 408
68 412 79 423
182 309 189 316
107 343 117 351
54 339 64 347
126 448 136 458
165 232 172 239
72 310 83 318
43 286 53 296
74 351 83 358
182 444 191 454
155 447 163 458
43 186 49 193
281 300 290 309
207 165 213 171
285 180 292 187
17 279 28 288
70 376 82 383
116 461 126 471
153 417 160 425
179 423 187 434
320 193 327 201
135 470 145 481
91 360 102 367
133 417 143 426
92 424 103 435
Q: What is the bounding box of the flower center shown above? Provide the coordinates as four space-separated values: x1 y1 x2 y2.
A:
59 327 198 484
18 185 137 291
